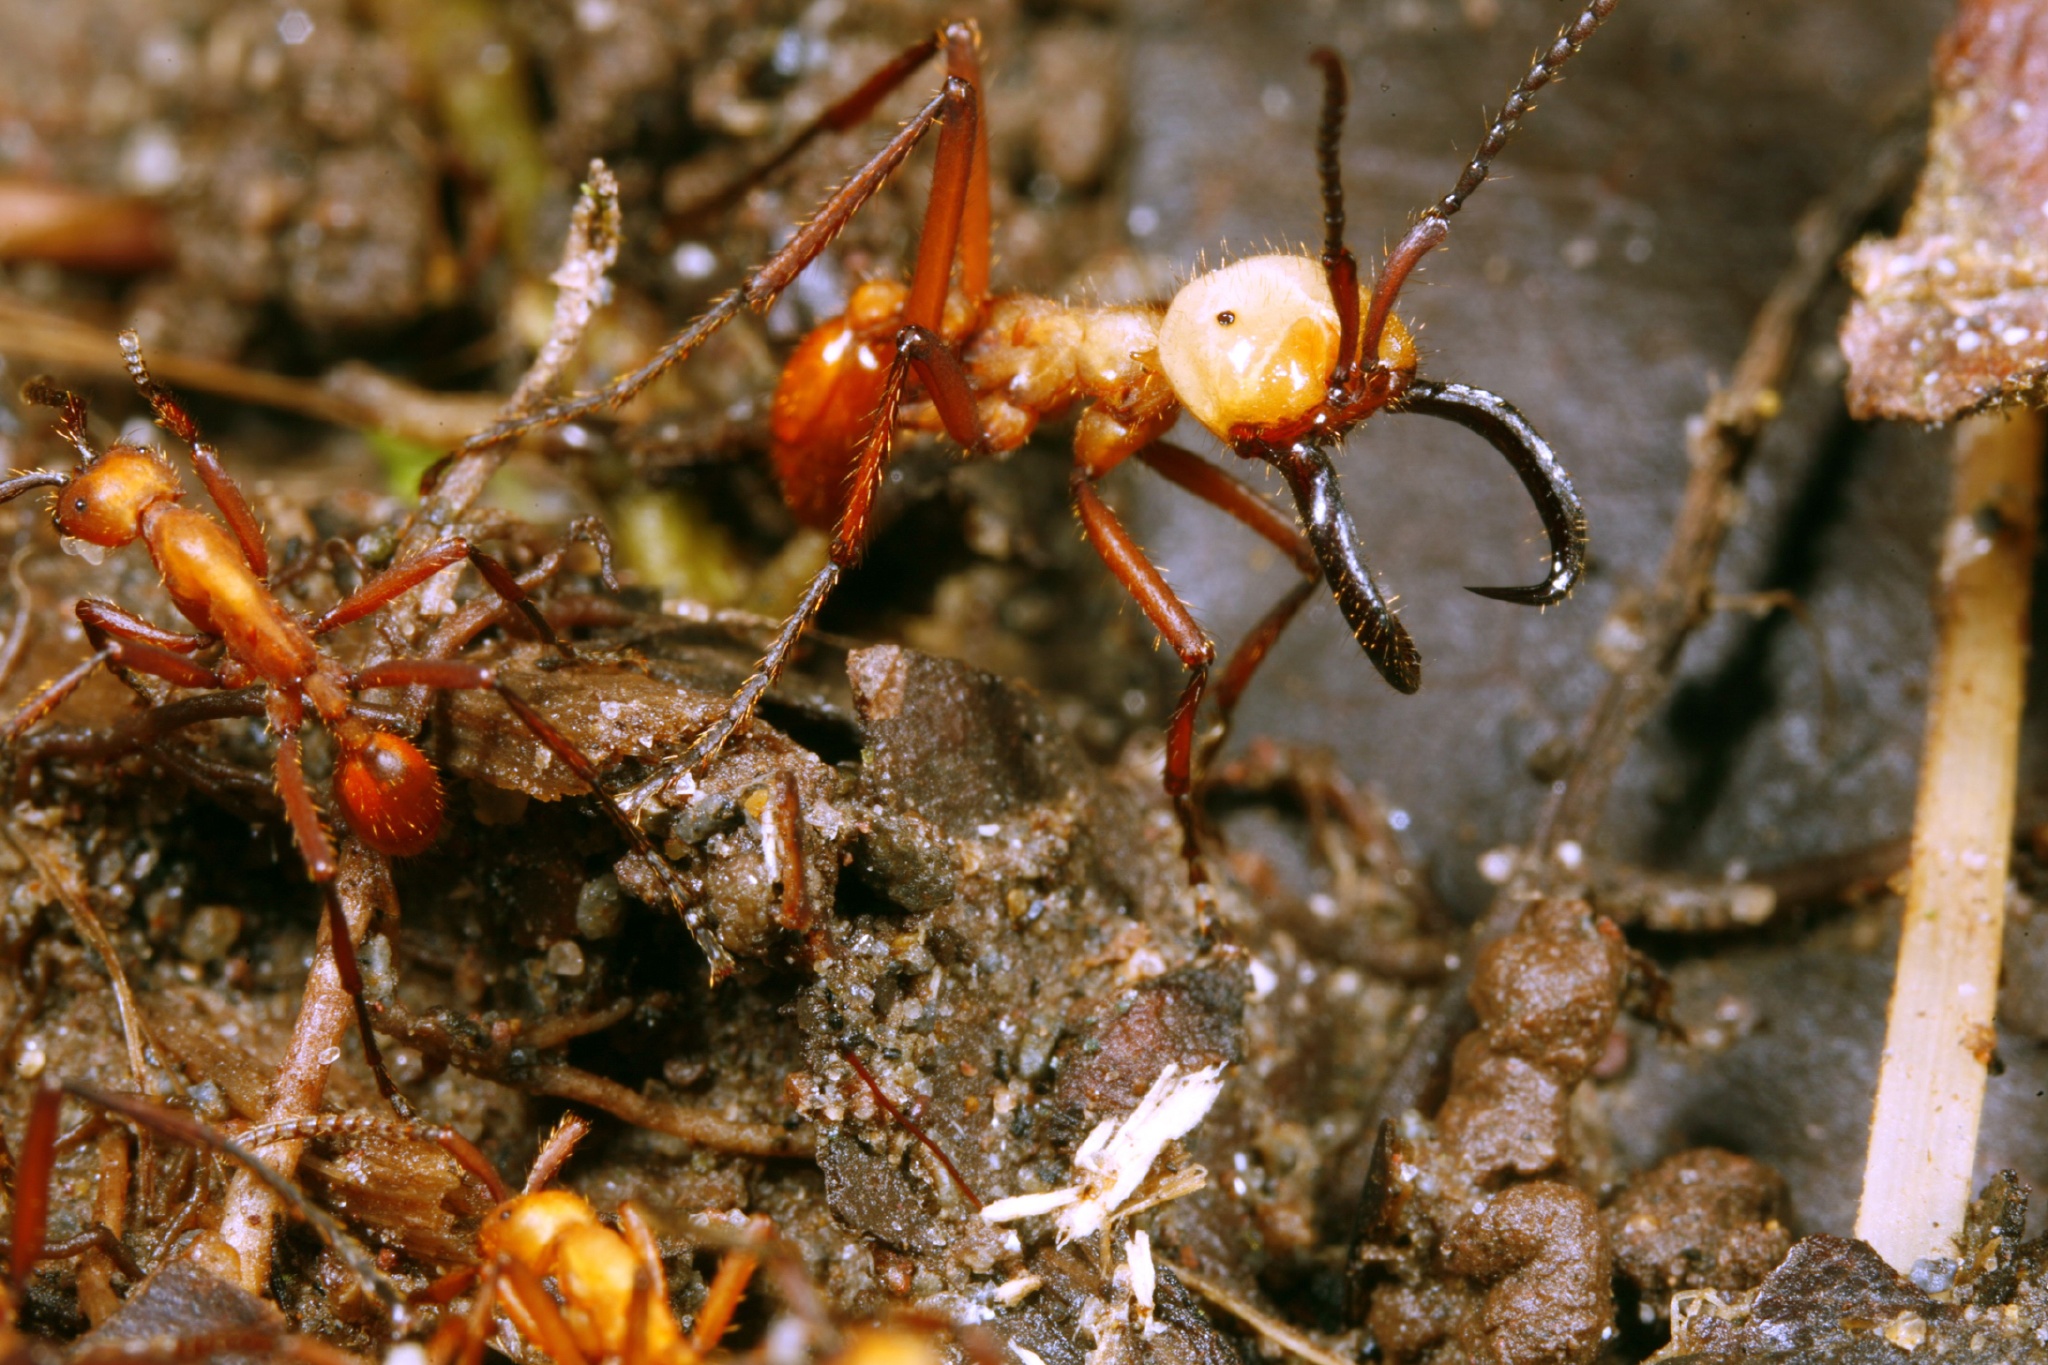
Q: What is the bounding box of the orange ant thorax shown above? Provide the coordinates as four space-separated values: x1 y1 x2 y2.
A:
770 281 1181 522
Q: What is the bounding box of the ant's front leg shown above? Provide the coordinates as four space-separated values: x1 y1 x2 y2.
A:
3 600 222 742
1069 455 1216 879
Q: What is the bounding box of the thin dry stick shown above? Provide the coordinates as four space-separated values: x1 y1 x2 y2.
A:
411 162 625 543
1173 1264 1357 1365
217 166 629 1294
2 814 160 1097
1856 408 2041 1270
1366 128 1920 1127
216 842 392 1294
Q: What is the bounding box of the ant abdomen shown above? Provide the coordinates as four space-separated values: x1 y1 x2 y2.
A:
335 729 444 858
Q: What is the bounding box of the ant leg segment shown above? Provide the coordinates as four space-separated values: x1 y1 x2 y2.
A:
75 598 212 653
2 646 114 741
310 536 468 634
349 658 738 981
434 77 967 478
685 327 988 772
1070 469 1214 869
902 71 983 332
1134 443 1318 575
692 1245 763 1353
1397 380 1586 605
8 1077 61 1303
274 723 415 1115
1309 49 1363 389
118 331 269 581
680 29 946 218
312 537 573 659
1259 439 1421 694
62 1081 405 1313
1213 576 1320 730
939 21 992 308
495 1252 594 1365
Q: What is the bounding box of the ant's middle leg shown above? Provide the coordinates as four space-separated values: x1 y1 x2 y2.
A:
1132 441 1328 740
3 602 224 742
309 535 576 661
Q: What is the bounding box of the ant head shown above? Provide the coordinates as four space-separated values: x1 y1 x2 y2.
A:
1156 254 1413 442
51 443 182 548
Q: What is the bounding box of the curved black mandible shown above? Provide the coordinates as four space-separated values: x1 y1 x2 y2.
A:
1264 439 1421 694
1396 379 1587 606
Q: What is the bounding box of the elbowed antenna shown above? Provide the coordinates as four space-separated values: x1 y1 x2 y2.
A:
1310 48 1363 394
1358 0 1621 369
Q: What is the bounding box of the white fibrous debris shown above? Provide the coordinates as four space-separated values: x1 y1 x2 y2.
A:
1127 1231 1163 1336
993 1274 1045 1306
1011 1346 1048 1365
980 1062 1226 1244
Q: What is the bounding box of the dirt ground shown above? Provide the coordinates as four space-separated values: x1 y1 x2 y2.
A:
0 1 2042 1363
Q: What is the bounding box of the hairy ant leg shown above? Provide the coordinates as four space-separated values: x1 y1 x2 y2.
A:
4 1079 406 1320
426 21 991 482
349 656 737 980
1069 467 1213 871
120 334 269 580
673 39 993 772
1130 442 1329 747
309 534 574 662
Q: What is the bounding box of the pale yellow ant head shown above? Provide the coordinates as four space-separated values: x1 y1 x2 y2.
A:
1157 253 1413 440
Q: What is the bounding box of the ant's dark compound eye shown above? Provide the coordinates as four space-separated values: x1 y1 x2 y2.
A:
1216 311 1236 326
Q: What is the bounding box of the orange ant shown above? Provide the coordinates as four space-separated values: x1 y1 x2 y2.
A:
3 1079 762 1364
432 5 1611 866
0 336 735 1106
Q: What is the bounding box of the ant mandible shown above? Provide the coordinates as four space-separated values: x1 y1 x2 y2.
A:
0 335 736 1102
434 4 1612 863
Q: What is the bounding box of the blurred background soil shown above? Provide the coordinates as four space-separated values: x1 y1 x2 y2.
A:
0 0 2043 1361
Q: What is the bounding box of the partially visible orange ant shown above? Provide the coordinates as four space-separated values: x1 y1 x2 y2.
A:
432 4 1612 868
2 1079 764 1363
0 335 734 1106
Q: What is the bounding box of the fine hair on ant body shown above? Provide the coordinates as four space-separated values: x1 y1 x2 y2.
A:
430 3 1613 868
0 336 737 1107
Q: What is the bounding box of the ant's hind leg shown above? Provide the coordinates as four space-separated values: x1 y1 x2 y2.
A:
349 655 739 981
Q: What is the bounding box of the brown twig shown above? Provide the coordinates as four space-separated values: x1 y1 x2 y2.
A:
372 997 813 1160
1365 126 1921 1128
216 843 393 1294
410 161 625 542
